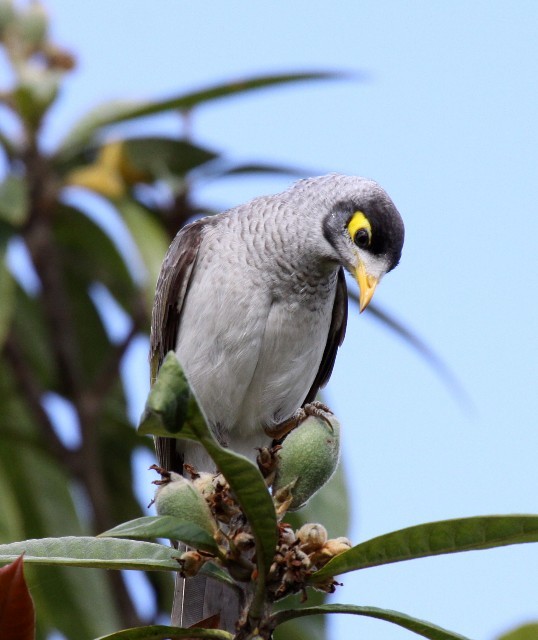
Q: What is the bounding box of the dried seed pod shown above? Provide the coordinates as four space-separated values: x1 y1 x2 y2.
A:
233 531 255 552
279 524 296 547
179 550 205 577
154 472 217 535
273 414 340 510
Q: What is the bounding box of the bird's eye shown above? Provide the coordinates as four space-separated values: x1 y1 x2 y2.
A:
354 228 371 249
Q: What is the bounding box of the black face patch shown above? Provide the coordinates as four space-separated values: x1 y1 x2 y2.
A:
323 196 404 272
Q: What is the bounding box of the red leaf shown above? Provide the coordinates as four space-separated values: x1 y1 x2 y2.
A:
0 555 35 640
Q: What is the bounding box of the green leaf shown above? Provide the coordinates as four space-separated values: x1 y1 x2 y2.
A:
311 515 538 581
0 175 29 226
123 137 217 179
53 204 136 311
115 199 170 307
0 258 15 349
95 625 233 640
498 623 538 640
139 353 278 576
270 604 470 640
63 273 114 385
56 71 345 158
0 437 120 638
0 537 180 571
10 283 57 388
139 352 191 436
100 516 219 555
211 162 311 179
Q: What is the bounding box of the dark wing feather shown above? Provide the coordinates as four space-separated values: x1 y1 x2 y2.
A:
150 218 209 472
303 267 348 404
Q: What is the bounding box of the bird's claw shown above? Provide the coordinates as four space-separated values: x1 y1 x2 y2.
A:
264 401 335 440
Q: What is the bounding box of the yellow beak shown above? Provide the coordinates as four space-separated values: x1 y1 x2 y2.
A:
355 261 379 313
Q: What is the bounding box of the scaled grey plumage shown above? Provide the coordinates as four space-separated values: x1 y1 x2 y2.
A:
150 173 404 630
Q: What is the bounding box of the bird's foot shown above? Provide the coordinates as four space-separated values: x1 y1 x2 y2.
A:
149 463 171 485
302 401 335 429
264 401 335 440
183 463 200 479
256 444 282 486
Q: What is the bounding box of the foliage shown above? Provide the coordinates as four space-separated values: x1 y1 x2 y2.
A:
0 1 349 637
2 357 538 639
1 2 531 640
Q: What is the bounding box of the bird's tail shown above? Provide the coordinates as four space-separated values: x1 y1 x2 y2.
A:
172 573 243 632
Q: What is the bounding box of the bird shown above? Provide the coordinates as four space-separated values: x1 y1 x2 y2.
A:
150 173 404 631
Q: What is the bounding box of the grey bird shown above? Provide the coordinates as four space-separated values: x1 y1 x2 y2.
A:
150 173 404 631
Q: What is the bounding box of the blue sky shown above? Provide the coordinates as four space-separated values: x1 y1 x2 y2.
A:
13 1 538 638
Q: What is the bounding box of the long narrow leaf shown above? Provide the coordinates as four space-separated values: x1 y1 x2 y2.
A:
99 516 219 555
270 604 470 640
57 71 347 157
311 515 538 581
95 626 233 640
0 537 180 571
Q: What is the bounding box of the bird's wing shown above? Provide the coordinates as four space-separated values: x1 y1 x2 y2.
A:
150 218 209 473
304 267 348 404
151 216 241 630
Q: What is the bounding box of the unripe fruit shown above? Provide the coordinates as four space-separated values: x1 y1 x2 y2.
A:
273 414 340 510
154 472 217 535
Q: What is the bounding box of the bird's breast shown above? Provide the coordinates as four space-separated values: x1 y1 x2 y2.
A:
175 222 338 460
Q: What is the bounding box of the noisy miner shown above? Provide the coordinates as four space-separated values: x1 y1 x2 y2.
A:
150 173 405 630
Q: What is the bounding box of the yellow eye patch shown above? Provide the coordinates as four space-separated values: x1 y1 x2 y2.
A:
347 211 372 245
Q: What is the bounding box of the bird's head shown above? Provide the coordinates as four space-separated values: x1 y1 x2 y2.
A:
321 177 405 311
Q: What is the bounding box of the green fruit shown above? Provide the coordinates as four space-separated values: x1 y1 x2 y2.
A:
155 472 217 535
273 414 340 510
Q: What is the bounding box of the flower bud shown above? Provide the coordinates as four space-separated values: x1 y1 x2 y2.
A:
320 537 352 560
273 414 340 510
16 1 48 50
296 523 328 552
233 531 255 552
